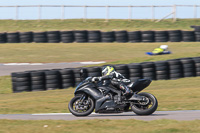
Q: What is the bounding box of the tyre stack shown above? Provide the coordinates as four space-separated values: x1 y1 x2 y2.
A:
6 32 20 43
86 67 101 77
114 31 128 43
59 69 75 89
141 31 154 42
194 31 200 42
193 57 200 76
128 31 141 43
60 31 74 43
180 58 196 78
45 70 61 90
19 32 33 43
182 31 195 42
73 68 88 86
128 63 142 81
30 71 46 91
168 59 183 79
154 31 168 42
114 64 129 79
33 32 47 43
101 31 115 42
155 61 169 80
168 30 182 42
0 32 7 43
47 31 60 43
87 31 101 43
74 30 88 43
11 73 17 92
141 62 156 80
12 72 31 93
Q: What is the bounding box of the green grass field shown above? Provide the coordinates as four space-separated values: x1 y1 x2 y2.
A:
0 42 200 63
0 119 200 133
0 19 199 32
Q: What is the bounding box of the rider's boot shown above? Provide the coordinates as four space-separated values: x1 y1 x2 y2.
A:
120 84 132 96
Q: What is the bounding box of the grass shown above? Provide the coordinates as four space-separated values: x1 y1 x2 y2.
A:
1 76 200 114
0 119 200 133
0 19 199 32
0 42 200 63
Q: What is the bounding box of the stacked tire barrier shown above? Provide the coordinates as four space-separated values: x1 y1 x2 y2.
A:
168 30 182 42
60 31 74 43
20 32 33 43
7 32 20 43
180 58 196 77
101 31 115 42
141 62 156 80
30 71 46 91
194 57 200 76
59 69 75 89
2 29 200 43
114 31 128 43
155 61 169 80
168 59 183 79
128 31 141 42
154 31 168 42
33 32 47 43
141 31 154 42
88 31 101 42
45 70 62 90
128 63 142 81
11 72 31 93
11 56 200 93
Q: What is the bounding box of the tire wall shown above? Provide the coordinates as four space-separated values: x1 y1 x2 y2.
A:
11 56 200 93
1 29 200 43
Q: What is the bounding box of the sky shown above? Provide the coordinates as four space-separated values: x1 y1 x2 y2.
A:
0 0 199 20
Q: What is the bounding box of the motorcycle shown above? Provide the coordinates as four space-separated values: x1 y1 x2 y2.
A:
68 69 158 117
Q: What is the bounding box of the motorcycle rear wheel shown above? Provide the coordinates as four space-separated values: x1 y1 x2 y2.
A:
131 92 158 115
68 95 95 117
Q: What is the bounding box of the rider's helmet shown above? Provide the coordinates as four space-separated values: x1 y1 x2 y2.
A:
160 45 168 50
101 65 115 76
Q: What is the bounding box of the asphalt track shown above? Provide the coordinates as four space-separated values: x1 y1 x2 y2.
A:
0 110 200 121
0 61 105 76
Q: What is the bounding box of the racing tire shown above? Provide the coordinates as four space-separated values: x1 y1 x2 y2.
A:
68 95 95 117
131 92 158 115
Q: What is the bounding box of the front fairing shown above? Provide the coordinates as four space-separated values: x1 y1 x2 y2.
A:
74 77 92 93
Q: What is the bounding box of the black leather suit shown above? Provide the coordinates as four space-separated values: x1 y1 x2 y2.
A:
99 71 131 94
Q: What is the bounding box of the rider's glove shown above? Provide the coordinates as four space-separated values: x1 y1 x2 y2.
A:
91 77 101 82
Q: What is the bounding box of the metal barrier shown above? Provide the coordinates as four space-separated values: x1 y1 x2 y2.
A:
0 5 199 22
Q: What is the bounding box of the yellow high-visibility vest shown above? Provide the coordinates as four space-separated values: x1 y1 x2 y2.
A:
152 48 164 54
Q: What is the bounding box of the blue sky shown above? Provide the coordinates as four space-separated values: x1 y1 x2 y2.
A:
0 0 199 20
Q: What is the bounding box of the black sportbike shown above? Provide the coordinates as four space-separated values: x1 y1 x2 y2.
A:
68 72 158 117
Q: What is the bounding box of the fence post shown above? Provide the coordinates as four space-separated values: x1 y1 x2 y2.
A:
173 5 176 22
129 5 132 21
38 5 41 21
61 5 65 20
194 5 197 19
15 6 18 20
151 5 154 21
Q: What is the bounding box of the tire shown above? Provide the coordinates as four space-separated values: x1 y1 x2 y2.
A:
0 33 7 43
131 92 158 115
68 95 95 117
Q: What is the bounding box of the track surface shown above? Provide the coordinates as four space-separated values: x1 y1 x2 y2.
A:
0 62 105 76
0 110 200 121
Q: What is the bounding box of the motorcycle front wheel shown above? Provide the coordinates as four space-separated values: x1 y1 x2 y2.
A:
131 92 158 115
68 95 95 117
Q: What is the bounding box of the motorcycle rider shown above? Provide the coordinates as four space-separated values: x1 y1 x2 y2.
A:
92 65 132 96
